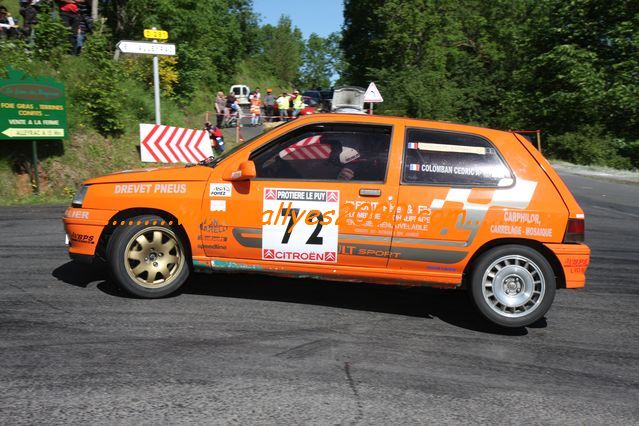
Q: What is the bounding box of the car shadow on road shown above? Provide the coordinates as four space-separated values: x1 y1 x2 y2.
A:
52 261 538 335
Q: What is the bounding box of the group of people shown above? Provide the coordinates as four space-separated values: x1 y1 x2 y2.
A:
0 0 92 55
213 87 307 128
0 4 21 38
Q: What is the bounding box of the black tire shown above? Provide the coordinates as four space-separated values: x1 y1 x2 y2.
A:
106 215 190 298
469 244 556 328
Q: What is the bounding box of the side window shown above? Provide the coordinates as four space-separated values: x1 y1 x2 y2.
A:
251 124 392 182
402 128 513 187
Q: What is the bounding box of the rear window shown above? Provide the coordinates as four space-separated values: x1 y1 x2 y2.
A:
402 128 513 187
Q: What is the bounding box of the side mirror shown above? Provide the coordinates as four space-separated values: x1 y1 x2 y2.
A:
223 160 256 181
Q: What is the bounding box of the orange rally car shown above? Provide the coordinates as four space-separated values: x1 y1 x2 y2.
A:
63 114 590 327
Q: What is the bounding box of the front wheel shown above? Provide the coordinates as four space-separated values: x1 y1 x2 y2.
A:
106 215 190 298
469 245 556 328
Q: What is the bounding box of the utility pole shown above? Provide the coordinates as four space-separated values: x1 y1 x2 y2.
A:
91 0 98 21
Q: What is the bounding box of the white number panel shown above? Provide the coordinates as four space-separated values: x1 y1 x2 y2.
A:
262 188 339 263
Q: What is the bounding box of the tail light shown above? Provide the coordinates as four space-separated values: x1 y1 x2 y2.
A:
563 218 585 243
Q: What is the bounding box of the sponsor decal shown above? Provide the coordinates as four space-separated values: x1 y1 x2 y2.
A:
198 235 228 242
65 209 89 220
210 200 227 212
564 257 589 274
197 244 227 250
114 183 187 194
200 219 229 233
210 183 232 197
69 232 95 244
262 249 336 262
262 188 339 263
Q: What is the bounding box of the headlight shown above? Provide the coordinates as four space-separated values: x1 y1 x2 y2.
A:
72 184 89 207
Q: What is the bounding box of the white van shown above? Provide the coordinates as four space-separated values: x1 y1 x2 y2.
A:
230 85 251 106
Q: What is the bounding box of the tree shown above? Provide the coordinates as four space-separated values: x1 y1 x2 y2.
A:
103 0 260 97
299 32 343 88
341 0 639 167
255 16 304 85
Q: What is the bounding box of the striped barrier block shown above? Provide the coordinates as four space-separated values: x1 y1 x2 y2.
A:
140 123 214 163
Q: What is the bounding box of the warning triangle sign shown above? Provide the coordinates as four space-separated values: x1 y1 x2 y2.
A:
364 82 383 103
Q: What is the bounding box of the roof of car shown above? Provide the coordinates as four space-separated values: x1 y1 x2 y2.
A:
295 113 513 138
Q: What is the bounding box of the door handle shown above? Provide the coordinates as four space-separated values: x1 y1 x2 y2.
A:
359 188 381 197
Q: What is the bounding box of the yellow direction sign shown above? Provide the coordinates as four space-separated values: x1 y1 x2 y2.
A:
144 29 168 40
2 128 65 138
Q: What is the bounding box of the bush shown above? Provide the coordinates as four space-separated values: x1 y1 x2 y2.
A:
546 126 633 169
74 23 126 137
619 140 639 170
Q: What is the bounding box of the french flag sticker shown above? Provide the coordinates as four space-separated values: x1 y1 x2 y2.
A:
409 163 421 171
407 142 418 149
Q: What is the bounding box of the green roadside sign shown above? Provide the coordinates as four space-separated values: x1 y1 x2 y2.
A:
0 67 68 140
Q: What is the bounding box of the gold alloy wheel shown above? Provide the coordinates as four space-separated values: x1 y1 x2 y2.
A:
123 227 184 289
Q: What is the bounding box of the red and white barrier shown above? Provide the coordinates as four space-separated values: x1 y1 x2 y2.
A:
140 123 213 163
279 135 331 160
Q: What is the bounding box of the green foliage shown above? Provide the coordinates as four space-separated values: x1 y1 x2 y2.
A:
0 39 32 72
546 126 632 169
102 0 258 98
299 32 343 88
254 16 304 86
31 2 70 65
73 24 126 136
341 0 639 168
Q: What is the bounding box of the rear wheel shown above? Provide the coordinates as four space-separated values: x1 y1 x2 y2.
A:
107 215 190 298
469 245 555 327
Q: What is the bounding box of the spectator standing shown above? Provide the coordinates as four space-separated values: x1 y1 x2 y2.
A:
75 0 92 54
291 90 303 118
215 91 226 128
19 1 39 38
55 0 80 53
0 7 19 38
224 91 236 127
276 92 290 121
250 96 262 126
263 88 275 122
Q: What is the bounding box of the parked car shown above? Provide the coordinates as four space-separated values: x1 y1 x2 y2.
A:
299 96 322 115
64 113 590 327
271 96 323 119
302 90 322 103
320 89 334 110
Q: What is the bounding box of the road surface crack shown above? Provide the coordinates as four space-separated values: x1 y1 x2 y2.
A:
344 361 364 425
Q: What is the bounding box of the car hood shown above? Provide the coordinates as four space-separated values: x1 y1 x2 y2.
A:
84 165 212 185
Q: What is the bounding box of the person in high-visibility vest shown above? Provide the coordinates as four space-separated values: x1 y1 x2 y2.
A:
276 92 290 121
250 97 262 126
291 90 304 118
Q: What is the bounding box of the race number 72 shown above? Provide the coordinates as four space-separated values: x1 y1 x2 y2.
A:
280 208 324 245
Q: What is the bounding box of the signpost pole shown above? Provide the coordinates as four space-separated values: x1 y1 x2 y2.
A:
536 130 542 153
152 54 161 124
31 140 40 194
152 29 161 125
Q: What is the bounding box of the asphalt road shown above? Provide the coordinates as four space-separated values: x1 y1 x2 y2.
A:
1 171 638 424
